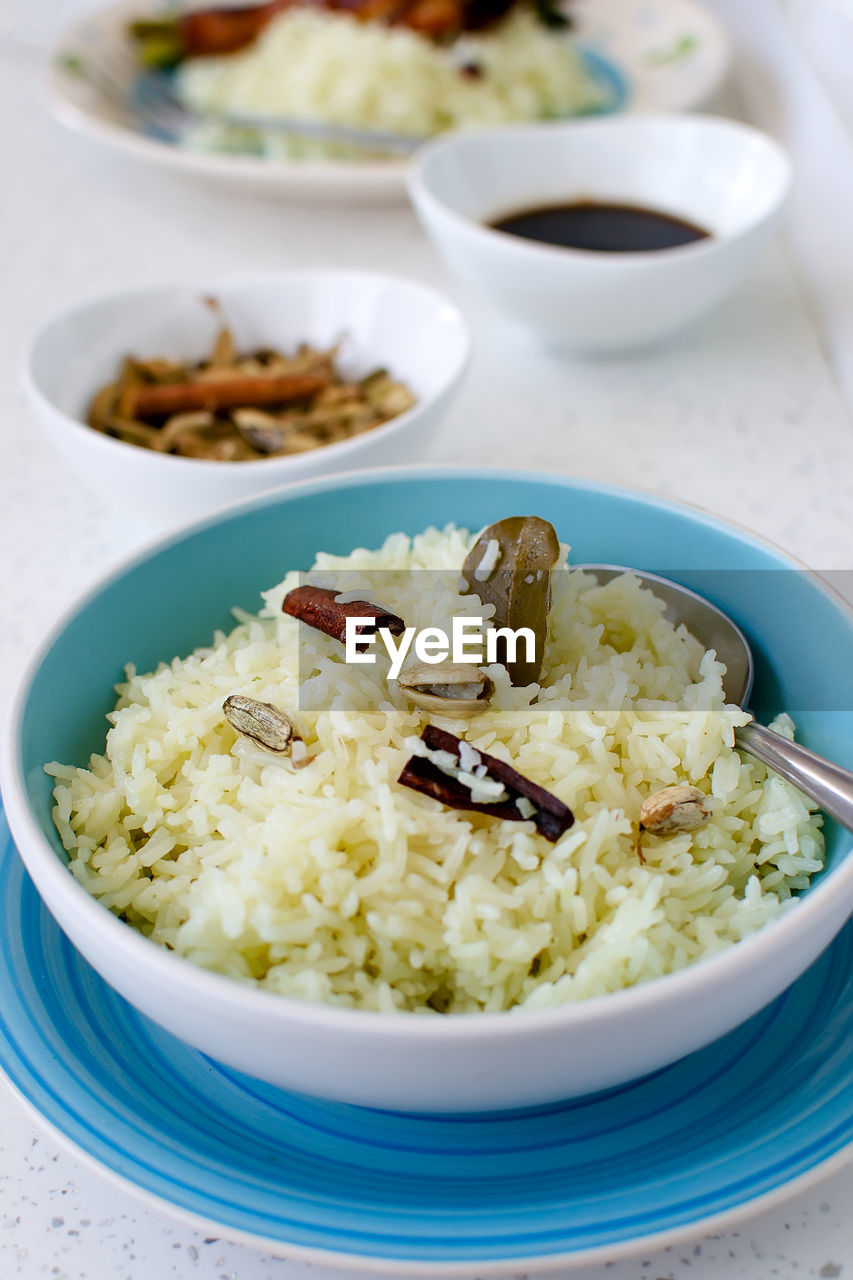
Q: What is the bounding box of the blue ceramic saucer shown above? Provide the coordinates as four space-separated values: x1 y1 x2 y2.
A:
1 803 851 1272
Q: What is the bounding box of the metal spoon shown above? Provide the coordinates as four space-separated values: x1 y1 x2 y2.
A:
577 564 853 832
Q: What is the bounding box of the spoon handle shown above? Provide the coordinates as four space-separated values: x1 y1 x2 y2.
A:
736 723 853 833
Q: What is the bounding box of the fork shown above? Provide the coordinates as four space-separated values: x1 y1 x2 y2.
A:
58 42 427 155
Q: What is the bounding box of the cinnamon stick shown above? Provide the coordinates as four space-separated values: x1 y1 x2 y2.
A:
120 373 327 422
282 585 405 644
398 725 574 842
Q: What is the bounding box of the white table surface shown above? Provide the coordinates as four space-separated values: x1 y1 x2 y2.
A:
3 1 853 1275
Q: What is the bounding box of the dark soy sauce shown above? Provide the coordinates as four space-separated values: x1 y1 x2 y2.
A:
490 200 711 253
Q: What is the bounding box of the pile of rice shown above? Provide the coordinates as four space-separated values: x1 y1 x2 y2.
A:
47 525 824 1014
176 8 608 159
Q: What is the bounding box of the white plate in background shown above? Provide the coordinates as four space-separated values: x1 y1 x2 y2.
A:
45 0 731 201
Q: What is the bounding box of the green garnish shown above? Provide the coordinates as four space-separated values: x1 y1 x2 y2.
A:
57 53 85 77
127 16 186 68
646 34 698 65
532 0 571 29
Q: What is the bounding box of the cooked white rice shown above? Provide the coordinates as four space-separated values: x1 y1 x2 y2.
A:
176 8 607 159
47 525 824 1014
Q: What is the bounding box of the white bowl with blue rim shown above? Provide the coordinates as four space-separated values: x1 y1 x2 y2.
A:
2 466 853 1122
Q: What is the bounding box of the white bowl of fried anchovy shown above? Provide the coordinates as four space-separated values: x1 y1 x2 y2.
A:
24 271 469 531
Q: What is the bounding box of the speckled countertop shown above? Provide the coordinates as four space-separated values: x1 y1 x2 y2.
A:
2 0 853 1275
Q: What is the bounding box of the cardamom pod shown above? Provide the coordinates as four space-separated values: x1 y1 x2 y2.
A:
639 785 711 836
224 695 298 755
398 661 493 718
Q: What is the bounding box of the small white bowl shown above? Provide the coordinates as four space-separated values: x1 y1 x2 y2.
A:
408 114 791 354
24 271 470 530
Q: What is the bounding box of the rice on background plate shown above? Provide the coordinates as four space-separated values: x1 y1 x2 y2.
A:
47 525 824 1014
176 8 608 159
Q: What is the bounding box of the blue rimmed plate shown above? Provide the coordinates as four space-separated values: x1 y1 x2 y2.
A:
1 803 852 1273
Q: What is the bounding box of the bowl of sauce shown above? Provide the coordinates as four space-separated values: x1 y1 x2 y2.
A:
490 201 711 253
408 114 791 353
